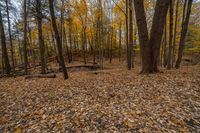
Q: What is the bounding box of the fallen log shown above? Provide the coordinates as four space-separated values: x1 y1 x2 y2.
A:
25 73 56 79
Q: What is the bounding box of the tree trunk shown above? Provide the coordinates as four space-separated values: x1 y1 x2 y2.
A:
134 0 170 73
48 0 69 79
125 0 129 69
0 8 11 75
176 0 193 68
149 0 170 72
163 21 168 67
109 29 112 63
23 0 28 75
167 0 174 69
128 0 133 70
68 18 73 63
119 20 122 62
133 0 151 73
172 0 179 67
82 26 87 64
63 25 71 63
5 0 15 73
36 0 46 74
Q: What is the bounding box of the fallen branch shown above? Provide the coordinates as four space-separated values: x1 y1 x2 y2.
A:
25 73 56 79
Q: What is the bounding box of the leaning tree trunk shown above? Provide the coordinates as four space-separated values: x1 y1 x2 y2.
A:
0 8 11 75
176 0 193 69
149 0 170 72
48 0 69 79
133 0 151 73
36 0 46 74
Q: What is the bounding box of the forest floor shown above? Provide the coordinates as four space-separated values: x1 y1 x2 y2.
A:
0 60 200 132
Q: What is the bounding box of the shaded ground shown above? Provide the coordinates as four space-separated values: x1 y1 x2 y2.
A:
0 63 200 132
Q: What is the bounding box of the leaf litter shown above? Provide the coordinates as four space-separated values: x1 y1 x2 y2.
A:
0 65 200 132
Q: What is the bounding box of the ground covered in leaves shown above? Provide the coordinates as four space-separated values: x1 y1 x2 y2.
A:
0 64 200 132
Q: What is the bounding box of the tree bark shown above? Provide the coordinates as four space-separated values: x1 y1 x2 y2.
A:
167 0 174 69
119 20 122 62
23 0 28 75
5 0 15 73
133 0 151 73
149 0 170 72
172 0 180 67
134 0 170 73
36 0 46 74
128 0 133 70
48 0 69 79
0 8 11 75
176 0 193 68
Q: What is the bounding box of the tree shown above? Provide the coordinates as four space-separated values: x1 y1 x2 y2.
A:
128 0 133 69
0 7 11 75
5 0 15 73
167 0 174 69
172 0 180 67
176 0 193 68
36 0 47 74
48 0 69 79
23 0 28 75
134 0 170 73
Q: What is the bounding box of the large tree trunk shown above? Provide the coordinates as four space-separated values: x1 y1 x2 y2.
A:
0 8 11 75
134 0 170 73
36 0 46 74
167 0 174 69
48 0 69 79
133 0 151 73
149 0 170 72
5 0 15 73
176 0 193 69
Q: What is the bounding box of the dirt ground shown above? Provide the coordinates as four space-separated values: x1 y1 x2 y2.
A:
0 61 200 132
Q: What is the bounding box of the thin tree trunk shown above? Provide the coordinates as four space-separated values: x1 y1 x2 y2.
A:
48 0 69 79
126 0 129 68
176 0 193 68
163 21 168 67
63 25 71 63
109 29 112 63
36 0 46 74
5 0 15 73
172 0 180 67
23 0 28 75
68 18 73 63
167 0 174 69
0 8 11 75
128 0 133 70
119 20 122 62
